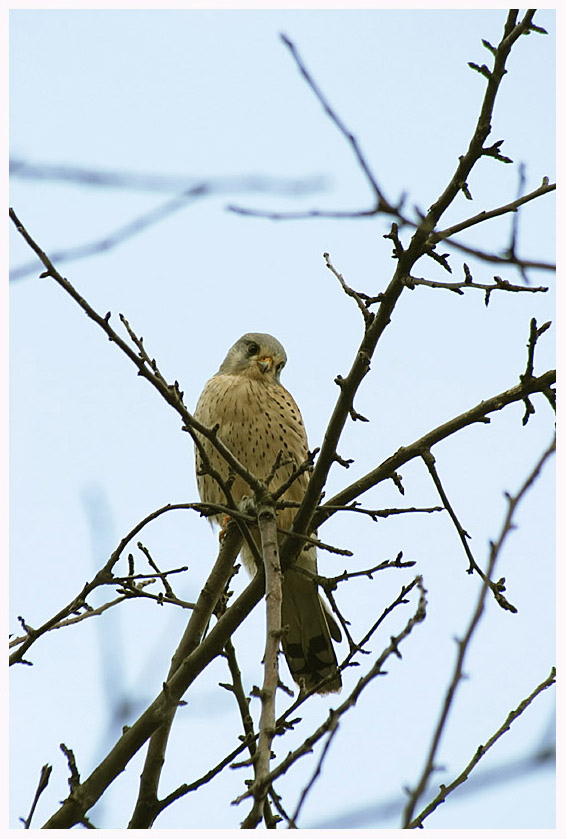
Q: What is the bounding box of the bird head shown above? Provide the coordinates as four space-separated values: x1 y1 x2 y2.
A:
218 333 287 382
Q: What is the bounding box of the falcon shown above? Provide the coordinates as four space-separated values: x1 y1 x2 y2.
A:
193 332 341 694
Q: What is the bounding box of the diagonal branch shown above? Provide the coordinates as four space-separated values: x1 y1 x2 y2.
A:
234 577 427 806
318 368 555 521
421 449 516 612
127 521 243 828
9 167 325 281
279 34 392 213
278 11 549 574
9 207 262 498
401 434 555 827
430 178 555 245
407 665 556 828
20 764 52 829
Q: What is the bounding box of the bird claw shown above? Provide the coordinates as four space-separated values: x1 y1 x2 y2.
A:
219 515 231 540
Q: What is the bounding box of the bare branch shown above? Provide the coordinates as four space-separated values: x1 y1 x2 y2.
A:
408 665 556 828
520 318 553 424
20 764 52 829
405 268 548 302
279 34 392 213
424 236 555 273
234 577 427 805
324 251 374 328
291 721 340 825
221 640 279 828
128 521 243 828
9 502 204 663
421 449 516 612
240 492 284 828
9 164 325 281
229 25 554 277
429 178 555 245
401 434 555 827
10 207 265 500
319 368 555 521
9 157 325 195
307 501 443 524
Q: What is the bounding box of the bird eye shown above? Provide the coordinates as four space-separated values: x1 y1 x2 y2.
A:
247 342 259 356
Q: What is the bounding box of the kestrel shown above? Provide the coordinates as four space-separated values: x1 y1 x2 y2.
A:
194 333 341 694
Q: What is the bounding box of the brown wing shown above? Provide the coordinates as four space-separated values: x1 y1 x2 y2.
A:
193 372 310 526
193 371 341 694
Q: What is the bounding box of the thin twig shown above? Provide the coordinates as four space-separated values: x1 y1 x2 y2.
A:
279 35 391 212
324 252 374 328
233 577 427 806
220 640 279 828
405 271 548 301
291 721 340 825
20 764 52 829
128 521 243 828
407 665 556 828
422 449 516 612
9 503 203 663
10 169 325 281
401 434 555 827
429 178 555 245
319 368 555 525
9 207 263 499
520 317 552 425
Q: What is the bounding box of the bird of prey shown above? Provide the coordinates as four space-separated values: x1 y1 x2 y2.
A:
193 332 341 694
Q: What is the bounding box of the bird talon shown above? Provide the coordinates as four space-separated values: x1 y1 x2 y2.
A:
219 515 231 540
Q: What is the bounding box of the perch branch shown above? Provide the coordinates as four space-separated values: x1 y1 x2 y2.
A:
240 491 283 829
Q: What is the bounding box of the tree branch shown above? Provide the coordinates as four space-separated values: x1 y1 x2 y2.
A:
234 577 427 806
127 521 243 828
319 368 555 521
20 764 52 829
421 448 516 612
401 434 555 827
429 178 555 244
407 665 556 828
240 491 284 828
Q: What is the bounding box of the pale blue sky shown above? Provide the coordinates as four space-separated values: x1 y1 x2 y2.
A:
9 8 555 830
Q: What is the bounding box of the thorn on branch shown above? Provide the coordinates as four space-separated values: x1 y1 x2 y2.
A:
60 743 81 793
482 140 513 164
524 22 548 35
390 472 405 495
461 182 473 201
424 245 452 273
334 453 354 469
468 61 492 79
520 318 552 425
18 615 33 635
383 223 404 259
481 38 497 56
349 406 370 422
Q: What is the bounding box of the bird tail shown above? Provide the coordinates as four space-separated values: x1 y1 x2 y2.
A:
281 568 342 695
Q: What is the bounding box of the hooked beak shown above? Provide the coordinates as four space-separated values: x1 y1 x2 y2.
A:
257 356 273 374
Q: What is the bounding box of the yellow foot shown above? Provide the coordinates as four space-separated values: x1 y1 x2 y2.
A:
219 515 231 540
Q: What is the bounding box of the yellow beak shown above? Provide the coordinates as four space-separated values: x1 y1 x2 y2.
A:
258 356 273 374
